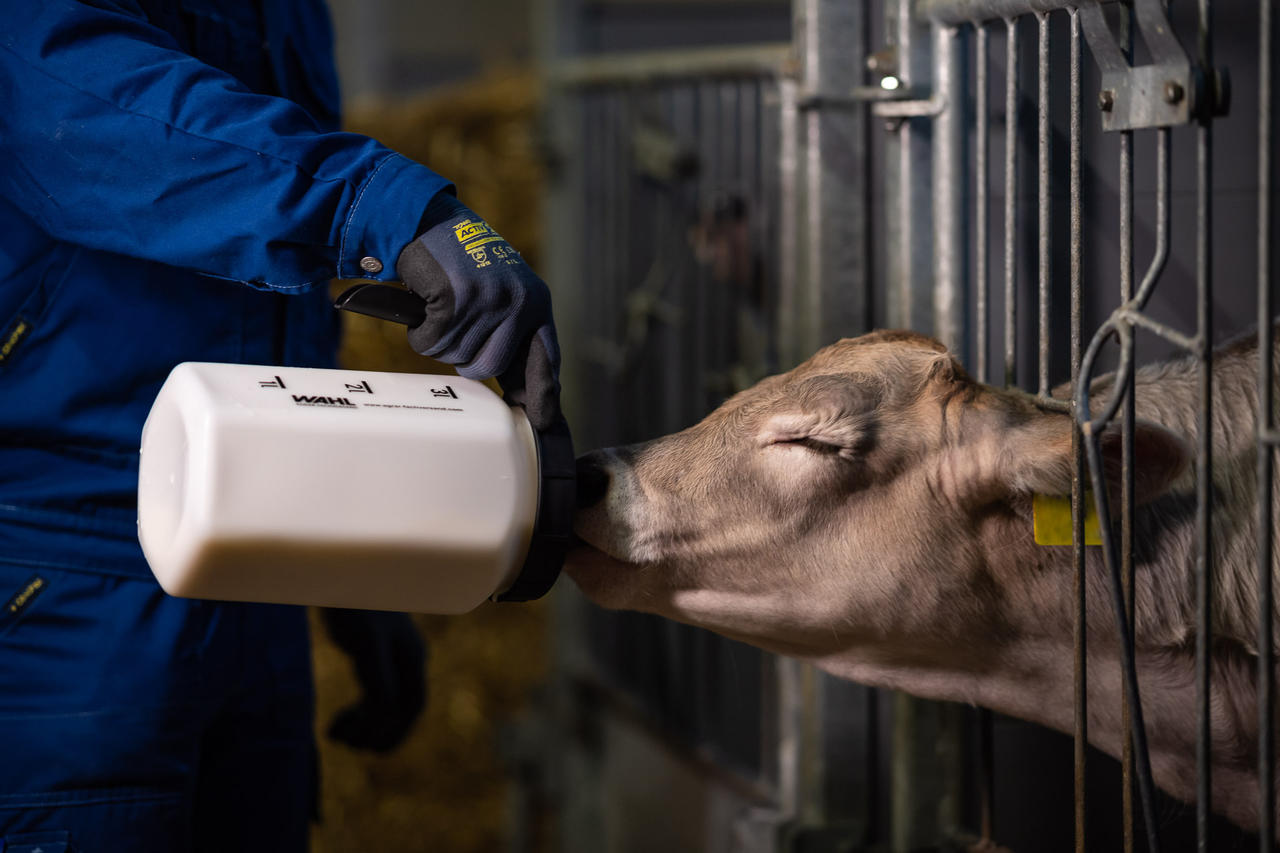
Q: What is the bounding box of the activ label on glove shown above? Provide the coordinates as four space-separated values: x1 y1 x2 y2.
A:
137 363 541 614
452 218 520 269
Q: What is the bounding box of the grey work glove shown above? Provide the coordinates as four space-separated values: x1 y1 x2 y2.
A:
320 608 426 754
397 193 562 431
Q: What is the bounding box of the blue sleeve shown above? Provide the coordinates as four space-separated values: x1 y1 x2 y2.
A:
0 0 452 291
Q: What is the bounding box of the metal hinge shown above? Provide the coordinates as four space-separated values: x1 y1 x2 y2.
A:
1080 0 1229 131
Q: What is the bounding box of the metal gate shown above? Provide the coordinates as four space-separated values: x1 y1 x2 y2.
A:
540 0 1277 850
873 0 1275 849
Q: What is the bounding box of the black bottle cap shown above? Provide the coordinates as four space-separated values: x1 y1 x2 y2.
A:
497 415 575 602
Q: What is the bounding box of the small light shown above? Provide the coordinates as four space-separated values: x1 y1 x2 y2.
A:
880 76 901 92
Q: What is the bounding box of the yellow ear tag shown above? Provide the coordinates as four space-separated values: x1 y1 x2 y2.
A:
1032 493 1102 546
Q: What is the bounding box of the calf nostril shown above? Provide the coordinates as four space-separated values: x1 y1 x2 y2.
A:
575 454 611 509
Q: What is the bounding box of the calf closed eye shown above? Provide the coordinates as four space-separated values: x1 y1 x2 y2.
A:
773 436 847 456
757 412 867 459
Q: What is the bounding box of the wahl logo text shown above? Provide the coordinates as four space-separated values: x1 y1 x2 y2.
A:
292 395 356 408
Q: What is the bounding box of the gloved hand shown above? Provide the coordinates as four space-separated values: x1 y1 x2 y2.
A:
397 193 562 431
319 608 426 753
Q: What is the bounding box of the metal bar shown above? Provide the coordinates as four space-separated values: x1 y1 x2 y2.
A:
897 108 915 330
757 78 783 807
718 78 737 391
884 0 934 335
933 23 965 351
669 85 694 429
617 91 632 406
548 43 792 88
796 0 868 354
975 31 995 832
695 82 712 411
1074 9 1163 843
1037 11 1050 398
1195 0 1215 845
1259 0 1276 846
1115 307 1195 353
921 0 1096 24
1121 218 1137 853
1069 11 1087 852
583 94 606 442
1117 7 1135 842
777 73 801 370
1004 16 1019 388
1077 0 1130 74
976 22 990 383
872 97 948 119
1076 324 1164 853
1119 61 1178 853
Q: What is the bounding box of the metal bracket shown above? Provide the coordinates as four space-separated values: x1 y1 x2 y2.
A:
1079 0 1227 131
845 43 946 126
869 93 946 118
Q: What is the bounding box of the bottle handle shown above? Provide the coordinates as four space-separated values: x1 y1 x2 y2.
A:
333 283 427 327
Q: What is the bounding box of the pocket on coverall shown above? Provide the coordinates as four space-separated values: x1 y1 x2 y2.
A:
0 564 189 851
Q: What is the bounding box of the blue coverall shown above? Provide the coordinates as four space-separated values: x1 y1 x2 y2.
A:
0 1 451 849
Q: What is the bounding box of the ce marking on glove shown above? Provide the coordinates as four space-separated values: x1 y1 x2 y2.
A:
453 218 518 270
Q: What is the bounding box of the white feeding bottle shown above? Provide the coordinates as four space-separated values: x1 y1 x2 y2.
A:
136 283 574 614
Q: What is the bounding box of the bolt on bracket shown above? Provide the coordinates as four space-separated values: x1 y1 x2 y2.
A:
1080 0 1227 131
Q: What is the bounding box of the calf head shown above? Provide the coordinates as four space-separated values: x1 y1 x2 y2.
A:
568 330 1189 666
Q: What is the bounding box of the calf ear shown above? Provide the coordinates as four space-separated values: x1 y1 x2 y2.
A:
1007 412 1190 506
757 374 882 456
1096 420 1192 506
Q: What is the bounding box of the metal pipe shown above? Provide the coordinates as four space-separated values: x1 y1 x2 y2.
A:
617 91 632 400
1037 11 1051 399
719 79 737 386
777 74 801 369
933 23 965 351
973 22 996 836
695 82 711 410
1116 307 1195 352
549 43 792 89
1117 7 1135 840
797 0 868 352
886 0 934 335
1125 125 1168 853
1068 12 1087 852
921 0 1103 25
1004 16 1019 388
1074 40 1167 836
1121 207 1137 853
1258 0 1276 845
1195 1 1215 845
976 23 990 383
1076 326 1164 853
